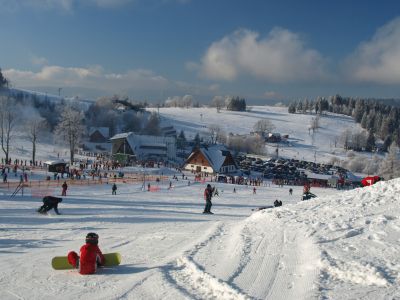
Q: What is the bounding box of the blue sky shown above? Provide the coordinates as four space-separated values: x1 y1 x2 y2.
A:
1 0 400 103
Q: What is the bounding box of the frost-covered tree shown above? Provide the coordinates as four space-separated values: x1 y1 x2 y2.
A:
379 141 400 179
123 111 141 133
253 119 275 133
227 135 265 155
142 112 160 136
208 124 224 144
54 106 85 164
182 95 193 108
211 96 225 112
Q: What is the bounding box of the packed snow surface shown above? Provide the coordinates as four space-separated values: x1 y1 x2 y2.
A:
1 175 400 299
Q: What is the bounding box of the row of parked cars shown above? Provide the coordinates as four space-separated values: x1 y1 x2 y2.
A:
235 155 347 180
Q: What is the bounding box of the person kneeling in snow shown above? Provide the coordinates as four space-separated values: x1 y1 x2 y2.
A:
37 196 62 215
67 232 105 275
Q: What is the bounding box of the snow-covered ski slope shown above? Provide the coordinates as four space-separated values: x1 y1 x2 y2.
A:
149 106 360 163
1 176 400 300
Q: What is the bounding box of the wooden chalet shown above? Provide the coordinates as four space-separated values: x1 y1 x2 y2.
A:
184 146 238 174
89 127 110 143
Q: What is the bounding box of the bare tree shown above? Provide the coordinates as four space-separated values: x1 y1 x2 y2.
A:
340 129 352 150
253 119 275 133
227 135 265 155
54 106 85 164
26 117 48 164
208 124 223 144
309 115 320 132
0 96 18 163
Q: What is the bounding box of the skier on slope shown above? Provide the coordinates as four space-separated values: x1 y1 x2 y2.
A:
61 181 68 196
67 233 105 275
203 184 213 214
112 183 117 195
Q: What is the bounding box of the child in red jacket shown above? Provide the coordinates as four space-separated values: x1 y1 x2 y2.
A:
67 233 105 275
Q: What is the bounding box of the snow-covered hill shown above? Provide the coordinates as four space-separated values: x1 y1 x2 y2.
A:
1 170 399 299
150 106 364 163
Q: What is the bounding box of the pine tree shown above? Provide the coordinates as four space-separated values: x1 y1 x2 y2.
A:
360 112 368 129
193 133 201 148
365 132 375 152
177 130 187 149
353 99 365 123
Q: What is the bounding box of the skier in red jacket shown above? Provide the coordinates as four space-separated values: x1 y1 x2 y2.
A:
67 233 105 275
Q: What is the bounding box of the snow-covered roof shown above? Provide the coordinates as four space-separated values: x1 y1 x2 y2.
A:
198 145 236 172
111 132 176 160
110 132 133 140
89 127 110 138
44 159 66 165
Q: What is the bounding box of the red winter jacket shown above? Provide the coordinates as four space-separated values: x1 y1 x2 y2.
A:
361 176 381 187
79 244 105 275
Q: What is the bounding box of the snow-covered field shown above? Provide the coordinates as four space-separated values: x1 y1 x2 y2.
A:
151 106 361 163
1 171 400 299
1 105 398 299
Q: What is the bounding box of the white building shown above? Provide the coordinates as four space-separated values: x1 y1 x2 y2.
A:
110 132 176 162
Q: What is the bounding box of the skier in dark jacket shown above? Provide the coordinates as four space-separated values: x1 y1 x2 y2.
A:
203 184 213 214
112 183 117 195
61 181 68 196
37 196 63 215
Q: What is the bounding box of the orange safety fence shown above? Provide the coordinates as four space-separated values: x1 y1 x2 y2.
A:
0 175 169 191
30 187 57 198
148 186 161 192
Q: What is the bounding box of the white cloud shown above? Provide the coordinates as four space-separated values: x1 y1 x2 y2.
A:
30 55 49 66
344 17 400 84
198 28 328 83
4 65 169 91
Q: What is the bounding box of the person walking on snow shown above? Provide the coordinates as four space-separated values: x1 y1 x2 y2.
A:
61 181 68 196
203 184 213 214
112 183 117 195
67 233 105 275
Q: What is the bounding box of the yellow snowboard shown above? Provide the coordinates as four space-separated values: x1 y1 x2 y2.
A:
51 252 121 270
